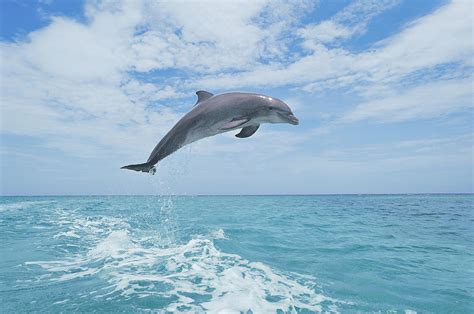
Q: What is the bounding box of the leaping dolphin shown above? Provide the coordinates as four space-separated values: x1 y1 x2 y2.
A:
121 91 299 173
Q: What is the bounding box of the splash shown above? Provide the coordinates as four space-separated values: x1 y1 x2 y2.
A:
157 195 178 246
145 144 196 245
148 166 157 175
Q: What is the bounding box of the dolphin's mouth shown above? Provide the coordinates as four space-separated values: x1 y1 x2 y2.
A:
281 113 299 125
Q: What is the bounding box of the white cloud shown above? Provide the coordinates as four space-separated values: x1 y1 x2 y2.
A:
341 78 473 122
130 0 313 73
298 0 399 46
298 21 352 46
357 0 473 84
202 0 472 89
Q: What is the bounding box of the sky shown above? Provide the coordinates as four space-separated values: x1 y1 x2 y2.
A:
0 0 472 195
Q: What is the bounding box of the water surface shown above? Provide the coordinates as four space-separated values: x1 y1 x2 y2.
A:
0 194 472 312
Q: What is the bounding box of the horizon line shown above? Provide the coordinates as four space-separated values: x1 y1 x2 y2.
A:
1 193 473 197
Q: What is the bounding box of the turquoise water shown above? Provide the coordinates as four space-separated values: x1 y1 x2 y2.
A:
0 195 472 312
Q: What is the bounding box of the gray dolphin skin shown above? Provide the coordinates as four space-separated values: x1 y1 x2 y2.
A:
121 91 299 173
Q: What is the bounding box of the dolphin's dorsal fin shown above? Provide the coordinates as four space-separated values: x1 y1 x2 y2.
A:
194 90 214 106
236 125 259 138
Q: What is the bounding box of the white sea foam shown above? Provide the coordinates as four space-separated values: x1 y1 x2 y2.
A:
210 228 227 239
23 203 343 312
0 200 53 212
27 225 340 312
53 230 81 239
88 230 134 258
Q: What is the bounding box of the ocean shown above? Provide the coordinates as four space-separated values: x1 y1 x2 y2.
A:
0 194 472 313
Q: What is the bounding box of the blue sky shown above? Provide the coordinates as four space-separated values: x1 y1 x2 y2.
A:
0 0 472 195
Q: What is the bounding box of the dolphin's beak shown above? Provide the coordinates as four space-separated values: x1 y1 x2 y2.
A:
286 113 299 125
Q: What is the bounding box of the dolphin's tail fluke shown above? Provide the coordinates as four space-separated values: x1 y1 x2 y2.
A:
121 162 156 174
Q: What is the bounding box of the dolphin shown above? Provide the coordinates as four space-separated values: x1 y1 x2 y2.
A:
121 91 299 173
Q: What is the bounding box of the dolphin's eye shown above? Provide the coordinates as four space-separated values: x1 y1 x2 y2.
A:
269 106 274 110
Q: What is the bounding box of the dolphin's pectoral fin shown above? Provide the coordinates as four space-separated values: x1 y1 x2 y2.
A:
220 118 250 130
236 125 260 138
194 90 214 106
